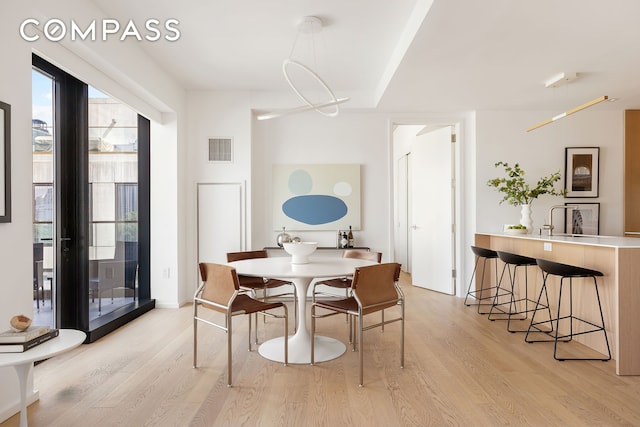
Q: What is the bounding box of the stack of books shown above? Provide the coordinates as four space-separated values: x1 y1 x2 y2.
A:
0 326 59 353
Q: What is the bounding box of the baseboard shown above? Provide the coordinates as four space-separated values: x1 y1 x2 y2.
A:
0 389 39 423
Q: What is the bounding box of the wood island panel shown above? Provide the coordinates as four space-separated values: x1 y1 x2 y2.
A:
475 233 640 375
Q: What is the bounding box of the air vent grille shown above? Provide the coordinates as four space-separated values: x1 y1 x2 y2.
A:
208 137 233 162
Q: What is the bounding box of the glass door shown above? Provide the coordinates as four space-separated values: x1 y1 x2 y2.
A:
32 54 153 342
87 86 139 321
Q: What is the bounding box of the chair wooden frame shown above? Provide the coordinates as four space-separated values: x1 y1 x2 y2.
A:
194 263 288 386
310 263 404 387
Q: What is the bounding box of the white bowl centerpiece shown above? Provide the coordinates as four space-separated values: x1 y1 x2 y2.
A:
283 241 318 264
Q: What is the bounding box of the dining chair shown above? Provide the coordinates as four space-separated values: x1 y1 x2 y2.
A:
226 250 297 335
312 250 382 344
312 250 382 296
311 262 404 387
193 262 288 387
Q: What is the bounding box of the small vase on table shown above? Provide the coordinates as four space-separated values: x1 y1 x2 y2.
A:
520 204 533 233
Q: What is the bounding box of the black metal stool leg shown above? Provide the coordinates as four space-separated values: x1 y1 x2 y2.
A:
464 250 502 314
529 258 611 362
525 272 556 342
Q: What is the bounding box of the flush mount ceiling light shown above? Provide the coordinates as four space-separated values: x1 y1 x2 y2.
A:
545 71 578 88
526 71 611 132
257 16 349 121
526 95 609 132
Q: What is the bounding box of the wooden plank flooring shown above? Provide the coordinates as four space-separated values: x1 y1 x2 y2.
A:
4 272 640 426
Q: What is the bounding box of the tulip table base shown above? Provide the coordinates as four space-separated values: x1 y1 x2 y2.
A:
258 275 346 363
258 332 346 364
226 257 376 365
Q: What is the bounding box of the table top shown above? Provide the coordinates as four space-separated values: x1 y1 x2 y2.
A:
0 329 86 367
227 256 376 279
477 231 640 249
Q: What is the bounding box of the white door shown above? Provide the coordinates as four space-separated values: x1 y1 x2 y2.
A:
396 155 410 270
197 182 245 265
410 126 455 294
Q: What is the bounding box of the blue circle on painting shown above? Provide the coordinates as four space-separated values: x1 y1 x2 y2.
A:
282 195 348 225
288 169 313 195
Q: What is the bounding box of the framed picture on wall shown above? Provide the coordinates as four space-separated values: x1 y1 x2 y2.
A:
565 147 599 198
564 202 600 235
272 164 361 231
0 100 10 223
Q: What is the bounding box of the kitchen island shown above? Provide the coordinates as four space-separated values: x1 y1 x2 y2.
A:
475 232 640 375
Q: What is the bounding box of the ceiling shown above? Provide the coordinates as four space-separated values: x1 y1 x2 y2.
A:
90 0 640 115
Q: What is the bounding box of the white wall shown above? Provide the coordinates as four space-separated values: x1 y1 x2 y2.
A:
185 91 254 295
0 2 186 420
0 5 39 419
475 109 623 236
252 111 392 252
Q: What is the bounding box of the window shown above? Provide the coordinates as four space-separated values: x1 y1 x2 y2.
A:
32 54 153 341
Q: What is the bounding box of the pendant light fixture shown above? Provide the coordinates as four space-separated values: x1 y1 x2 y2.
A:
257 16 349 121
526 71 610 132
526 95 609 132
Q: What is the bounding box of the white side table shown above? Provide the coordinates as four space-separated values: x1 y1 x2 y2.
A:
0 329 86 427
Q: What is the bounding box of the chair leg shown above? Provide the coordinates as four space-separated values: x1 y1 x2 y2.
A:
399 301 405 369
248 311 253 351
227 312 233 387
283 305 289 366
193 305 198 368
310 305 316 365
358 312 364 387
293 286 298 333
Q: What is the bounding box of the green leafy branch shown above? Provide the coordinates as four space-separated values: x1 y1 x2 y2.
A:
487 162 565 206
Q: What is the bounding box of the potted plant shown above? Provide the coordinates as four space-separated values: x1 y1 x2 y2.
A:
487 161 565 232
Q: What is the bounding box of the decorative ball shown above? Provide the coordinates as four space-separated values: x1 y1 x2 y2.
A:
276 227 292 247
10 315 32 332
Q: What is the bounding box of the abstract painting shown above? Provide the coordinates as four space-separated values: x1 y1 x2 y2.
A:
273 164 360 231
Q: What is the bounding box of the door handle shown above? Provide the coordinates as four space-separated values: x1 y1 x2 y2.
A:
60 237 71 253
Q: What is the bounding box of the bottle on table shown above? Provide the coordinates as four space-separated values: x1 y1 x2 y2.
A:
341 232 349 249
348 226 354 248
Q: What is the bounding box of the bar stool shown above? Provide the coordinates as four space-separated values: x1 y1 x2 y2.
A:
464 246 506 314
525 258 611 361
488 251 552 332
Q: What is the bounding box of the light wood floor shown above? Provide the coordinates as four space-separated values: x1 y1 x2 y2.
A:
4 272 640 427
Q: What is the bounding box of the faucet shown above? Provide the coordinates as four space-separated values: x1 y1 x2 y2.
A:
544 205 578 236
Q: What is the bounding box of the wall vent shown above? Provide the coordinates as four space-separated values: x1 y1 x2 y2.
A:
208 137 233 162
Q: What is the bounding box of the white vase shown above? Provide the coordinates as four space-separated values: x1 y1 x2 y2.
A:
520 204 533 233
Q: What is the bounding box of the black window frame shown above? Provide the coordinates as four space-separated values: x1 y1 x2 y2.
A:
33 54 153 342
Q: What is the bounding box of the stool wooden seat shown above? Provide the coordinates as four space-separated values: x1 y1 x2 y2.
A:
525 258 611 361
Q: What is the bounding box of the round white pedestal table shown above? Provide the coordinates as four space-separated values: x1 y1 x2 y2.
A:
227 256 375 364
0 329 86 427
